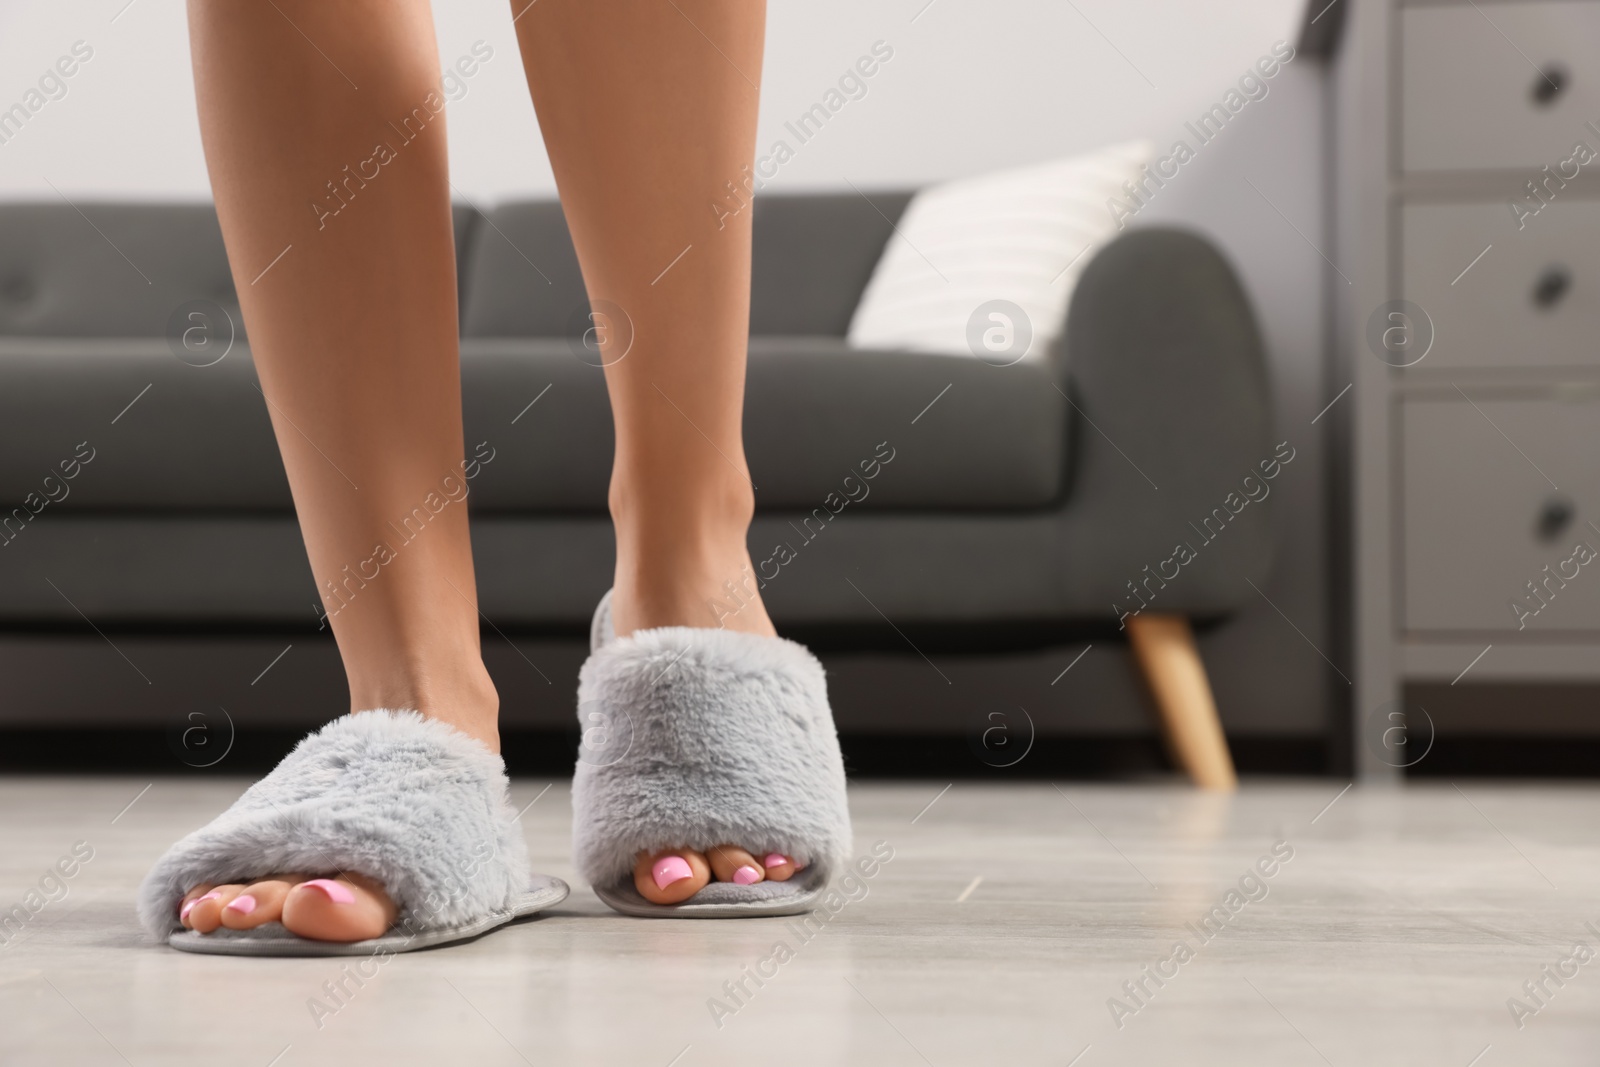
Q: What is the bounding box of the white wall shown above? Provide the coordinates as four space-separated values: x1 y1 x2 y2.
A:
0 0 1302 199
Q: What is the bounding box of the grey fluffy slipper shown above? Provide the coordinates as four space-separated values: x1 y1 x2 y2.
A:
574 590 851 918
138 710 567 956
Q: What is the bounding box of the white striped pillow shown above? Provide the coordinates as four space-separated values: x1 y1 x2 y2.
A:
846 141 1155 362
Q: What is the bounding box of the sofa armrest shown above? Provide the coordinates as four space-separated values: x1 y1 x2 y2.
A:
1052 227 1282 621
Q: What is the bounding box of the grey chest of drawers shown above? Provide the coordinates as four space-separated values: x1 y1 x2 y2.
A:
1333 0 1600 776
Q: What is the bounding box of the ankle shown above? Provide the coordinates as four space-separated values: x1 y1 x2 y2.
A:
608 463 755 541
347 661 501 752
607 466 772 635
609 542 774 637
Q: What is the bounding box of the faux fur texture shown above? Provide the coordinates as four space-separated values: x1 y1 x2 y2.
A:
137 710 531 938
591 587 615 651
572 623 852 889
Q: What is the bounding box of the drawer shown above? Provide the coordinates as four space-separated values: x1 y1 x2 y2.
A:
1401 200 1600 368
1402 1 1600 172
1402 391 1600 632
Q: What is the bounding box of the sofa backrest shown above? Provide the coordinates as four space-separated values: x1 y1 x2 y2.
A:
0 195 912 338
457 201 586 338
0 203 237 338
0 204 488 340
459 192 913 338
748 192 912 336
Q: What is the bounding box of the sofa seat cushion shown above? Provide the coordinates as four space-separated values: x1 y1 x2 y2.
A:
0 337 1066 515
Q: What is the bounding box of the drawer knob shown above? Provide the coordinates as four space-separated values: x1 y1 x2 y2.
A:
1537 495 1575 543
1533 266 1571 308
1532 64 1569 106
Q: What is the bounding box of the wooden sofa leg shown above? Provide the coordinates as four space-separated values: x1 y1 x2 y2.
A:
1125 614 1238 791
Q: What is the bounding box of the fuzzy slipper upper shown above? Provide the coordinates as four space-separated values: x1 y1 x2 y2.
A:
572 620 852 892
137 710 533 938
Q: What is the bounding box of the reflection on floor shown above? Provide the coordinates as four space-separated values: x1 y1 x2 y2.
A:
1 777 1597 1064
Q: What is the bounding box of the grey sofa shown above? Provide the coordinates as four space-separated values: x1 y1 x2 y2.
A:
0 195 1277 775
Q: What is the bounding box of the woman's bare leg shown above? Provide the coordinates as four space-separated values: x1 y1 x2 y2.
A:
513 0 800 903
176 0 490 941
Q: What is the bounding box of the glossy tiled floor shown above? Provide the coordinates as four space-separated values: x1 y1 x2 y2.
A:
1 776 1597 1065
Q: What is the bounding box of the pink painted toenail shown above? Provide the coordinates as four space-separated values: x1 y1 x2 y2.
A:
764 853 789 869
300 879 356 904
224 894 257 915
180 891 221 922
652 855 693 889
733 865 762 885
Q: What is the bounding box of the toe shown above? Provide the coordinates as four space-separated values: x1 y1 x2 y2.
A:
280 873 396 943
761 853 806 882
219 876 303 930
632 848 711 904
177 884 216 929
182 885 241 933
706 845 764 886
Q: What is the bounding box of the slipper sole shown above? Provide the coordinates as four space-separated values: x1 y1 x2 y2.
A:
592 865 828 919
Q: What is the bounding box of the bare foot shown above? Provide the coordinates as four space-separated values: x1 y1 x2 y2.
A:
631 846 805 904
178 872 397 942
